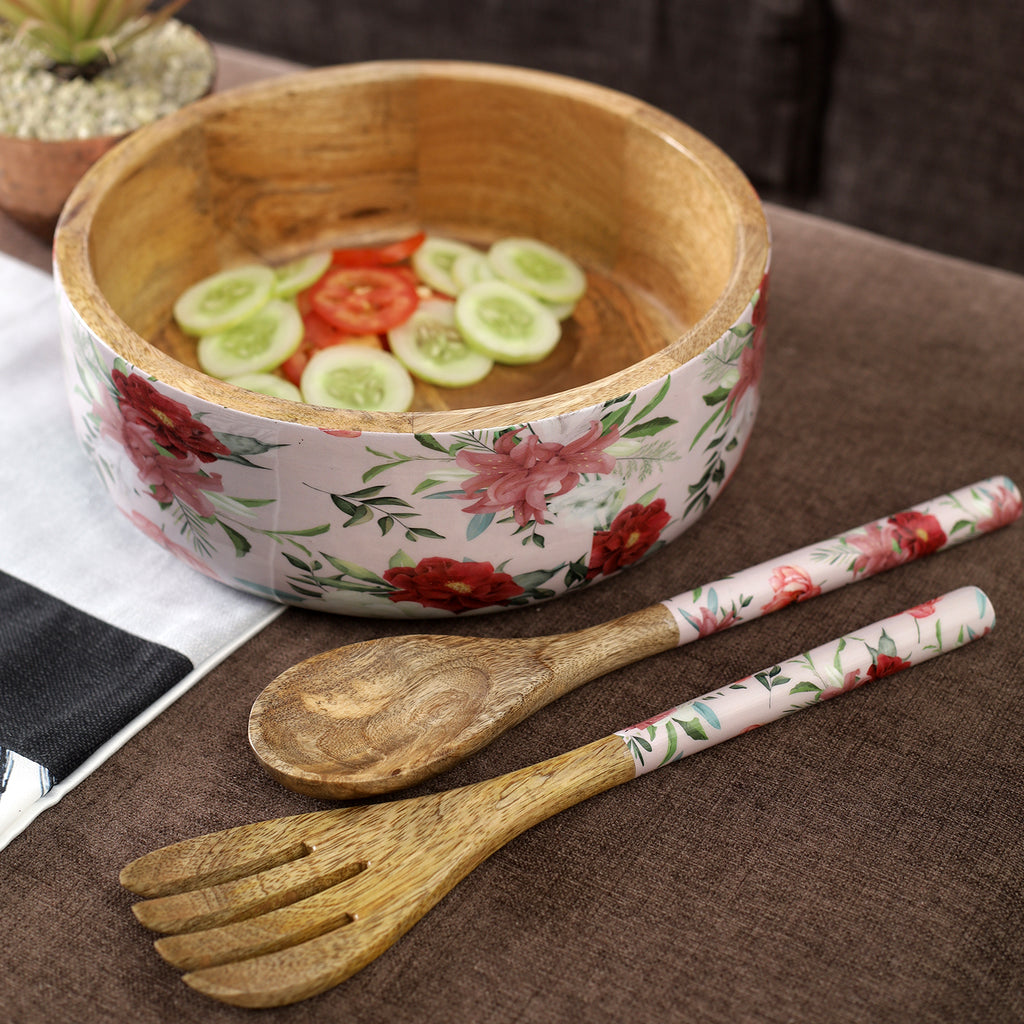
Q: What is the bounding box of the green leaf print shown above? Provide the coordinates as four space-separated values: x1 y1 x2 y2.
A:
622 416 677 439
676 716 708 742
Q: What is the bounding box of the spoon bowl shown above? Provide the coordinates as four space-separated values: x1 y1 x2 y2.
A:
249 609 675 797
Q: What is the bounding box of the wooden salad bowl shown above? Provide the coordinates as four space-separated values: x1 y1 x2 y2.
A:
54 61 769 617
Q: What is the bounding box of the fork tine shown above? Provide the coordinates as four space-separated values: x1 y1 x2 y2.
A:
177 868 456 1009
181 920 386 1009
132 842 367 934
119 806 354 898
154 880 360 970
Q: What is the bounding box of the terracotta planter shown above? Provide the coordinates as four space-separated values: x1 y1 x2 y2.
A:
0 22 214 239
0 130 126 237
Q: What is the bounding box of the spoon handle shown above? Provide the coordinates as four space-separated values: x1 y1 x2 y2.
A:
658 476 1019 646
616 586 994 775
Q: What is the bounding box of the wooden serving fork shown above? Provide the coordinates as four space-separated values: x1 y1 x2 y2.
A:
121 586 994 1008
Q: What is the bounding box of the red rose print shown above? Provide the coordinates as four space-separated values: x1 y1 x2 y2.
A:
456 420 619 526
887 510 947 561
866 652 914 681
383 556 524 613
113 369 230 463
761 564 822 614
847 511 947 577
102 396 225 515
587 499 671 579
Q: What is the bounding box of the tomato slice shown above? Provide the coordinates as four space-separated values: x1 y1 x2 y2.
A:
302 309 349 349
283 311 387 385
311 266 418 334
330 232 427 268
281 346 310 387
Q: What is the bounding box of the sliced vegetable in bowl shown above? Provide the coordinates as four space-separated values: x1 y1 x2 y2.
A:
454 280 561 365
170 230 588 409
387 298 493 387
226 372 304 402
300 345 415 412
271 251 333 298
310 266 419 334
411 236 481 297
196 299 303 379
487 236 587 305
173 264 275 335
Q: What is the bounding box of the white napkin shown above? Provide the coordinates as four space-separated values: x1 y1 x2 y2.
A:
0 252 283 850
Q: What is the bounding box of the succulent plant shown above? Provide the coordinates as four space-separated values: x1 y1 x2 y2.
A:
0 0 191 77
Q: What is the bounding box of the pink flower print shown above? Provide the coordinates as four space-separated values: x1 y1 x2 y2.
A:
761 564 822 614
136 450 225 517
123 510 221 579
907 598 940 619
630 709 675 732
456 420 619 526
846 521 897 577
820 668 865 701
977 482 1023 533
726 319 766 415
689 604 741 638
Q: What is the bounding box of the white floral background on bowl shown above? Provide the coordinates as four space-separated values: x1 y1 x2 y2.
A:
58 271 768 617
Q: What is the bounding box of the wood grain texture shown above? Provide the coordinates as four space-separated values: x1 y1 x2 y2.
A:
54 60 768 433
247 601 679 797
121 732 636 1007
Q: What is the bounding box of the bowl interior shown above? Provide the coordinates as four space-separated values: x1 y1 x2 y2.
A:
56 61 768 433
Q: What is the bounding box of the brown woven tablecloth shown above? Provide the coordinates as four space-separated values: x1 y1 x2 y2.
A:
2 49 1022 1024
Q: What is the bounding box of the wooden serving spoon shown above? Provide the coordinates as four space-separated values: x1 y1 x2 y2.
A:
127 588 994 1007
248 476 1019 798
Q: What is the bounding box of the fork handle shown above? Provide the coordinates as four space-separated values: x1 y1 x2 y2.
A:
658 476 1018 646
616 586 994 775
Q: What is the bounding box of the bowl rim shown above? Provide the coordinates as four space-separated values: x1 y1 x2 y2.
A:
55 59 770 435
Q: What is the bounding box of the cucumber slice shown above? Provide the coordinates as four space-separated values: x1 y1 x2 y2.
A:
451 249 496 291
411 235 480 297
454 280 561 365
388 298 494 388
173 264 275 335
197 299 303 379
226 372 303 402
542 298 577 321
272 250 332 298
487 237 587 304
300 345 415 412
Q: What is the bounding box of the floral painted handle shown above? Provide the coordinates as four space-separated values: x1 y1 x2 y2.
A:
618 586 994 774
661 475 1019 644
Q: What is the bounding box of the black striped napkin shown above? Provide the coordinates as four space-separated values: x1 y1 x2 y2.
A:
0 253 282 849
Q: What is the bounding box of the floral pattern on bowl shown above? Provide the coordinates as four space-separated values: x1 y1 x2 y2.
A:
57 271 768 617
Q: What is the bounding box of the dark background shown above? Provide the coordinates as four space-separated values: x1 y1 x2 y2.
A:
179 0 1024 276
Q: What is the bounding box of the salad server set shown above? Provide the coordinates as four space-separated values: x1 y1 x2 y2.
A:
121 476 1021 1007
